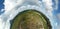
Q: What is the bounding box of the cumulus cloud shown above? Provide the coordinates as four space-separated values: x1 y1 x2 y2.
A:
42 0 53 16
42 0 58 16
4 0 58 14
4 0 15 13
4 0 24 13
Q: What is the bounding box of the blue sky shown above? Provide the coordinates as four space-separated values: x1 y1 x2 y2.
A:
0 0 5 15
53 0 60 15
52 0 60 24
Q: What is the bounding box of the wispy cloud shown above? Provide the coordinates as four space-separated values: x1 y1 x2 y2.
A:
56 13 60 29
57 24 60 29
57 13 60 20
54 0 58 10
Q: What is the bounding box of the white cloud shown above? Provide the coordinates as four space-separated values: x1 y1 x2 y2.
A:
0 17 5 29
4 0 15 12
42 0 53 16
42 0 58 17
0 0 24 29
4 0 24 13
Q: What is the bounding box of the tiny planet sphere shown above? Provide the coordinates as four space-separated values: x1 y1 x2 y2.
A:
10 9 52 29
